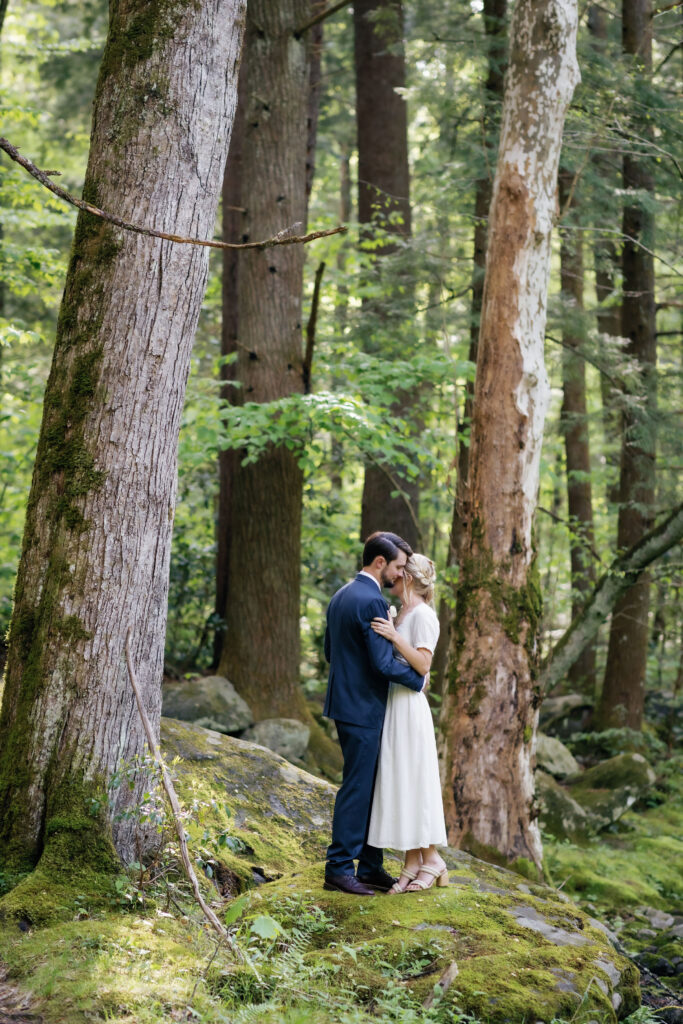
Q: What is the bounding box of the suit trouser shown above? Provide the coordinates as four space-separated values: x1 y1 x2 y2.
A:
326 720 384 876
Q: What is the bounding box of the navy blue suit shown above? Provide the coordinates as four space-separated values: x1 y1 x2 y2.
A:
323 573 424 876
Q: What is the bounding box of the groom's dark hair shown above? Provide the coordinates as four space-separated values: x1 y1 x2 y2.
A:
362 531 413 567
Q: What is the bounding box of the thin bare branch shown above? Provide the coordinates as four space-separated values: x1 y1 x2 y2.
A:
294 0 352 36
0 136 346 251
124 629 229 943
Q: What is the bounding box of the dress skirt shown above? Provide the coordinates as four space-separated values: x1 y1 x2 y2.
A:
367 682 447 851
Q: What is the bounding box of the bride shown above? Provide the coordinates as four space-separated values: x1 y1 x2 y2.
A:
367 553 448 893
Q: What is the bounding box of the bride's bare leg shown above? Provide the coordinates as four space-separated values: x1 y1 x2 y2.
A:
405 846 448 891
388 849 422 894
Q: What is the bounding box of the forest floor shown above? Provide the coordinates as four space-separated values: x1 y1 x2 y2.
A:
0 724 680 1024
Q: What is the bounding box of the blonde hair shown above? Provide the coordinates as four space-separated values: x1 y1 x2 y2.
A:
404 553 437 607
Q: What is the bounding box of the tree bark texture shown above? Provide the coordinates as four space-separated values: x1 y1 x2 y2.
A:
354 0 419 548
214 58 248 668
433 0 508 693
597 0 656 730
217 0 311 722
558 173 597 695
0 0 246 872
440 0 579 870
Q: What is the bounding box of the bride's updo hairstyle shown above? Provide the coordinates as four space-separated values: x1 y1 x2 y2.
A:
404 553 437 607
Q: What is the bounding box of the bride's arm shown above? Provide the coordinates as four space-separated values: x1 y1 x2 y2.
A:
371 616 433 676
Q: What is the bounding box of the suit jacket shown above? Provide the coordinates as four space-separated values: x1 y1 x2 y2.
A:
323 573 424 728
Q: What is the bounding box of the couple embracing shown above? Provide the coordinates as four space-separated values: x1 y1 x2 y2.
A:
323 531 448 896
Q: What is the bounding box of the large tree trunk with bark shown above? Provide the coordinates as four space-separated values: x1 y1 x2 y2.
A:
216 0 312 722
439 0 579 871
432 0 508 693
558 173 597 695
0 0 246 876
596 0 656 730
354 0 419 547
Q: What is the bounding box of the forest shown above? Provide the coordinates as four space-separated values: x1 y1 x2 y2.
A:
0 0 681 1021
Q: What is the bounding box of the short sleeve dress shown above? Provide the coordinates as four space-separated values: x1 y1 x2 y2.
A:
367 601 447 851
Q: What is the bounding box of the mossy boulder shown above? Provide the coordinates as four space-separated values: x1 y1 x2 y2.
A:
160 717 335 888
241 717 311 761
163 720 639 1019
536 732 581 777
231 857 638 1022
537 753 657 841
161 675 253 733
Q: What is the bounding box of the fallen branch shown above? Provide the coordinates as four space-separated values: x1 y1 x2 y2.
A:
124 628 229 943
540 502 683 693
0 136 346 251
423 962 459 1009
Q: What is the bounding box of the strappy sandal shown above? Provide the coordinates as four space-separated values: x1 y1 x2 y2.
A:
405 864 449 892
387 868 418 894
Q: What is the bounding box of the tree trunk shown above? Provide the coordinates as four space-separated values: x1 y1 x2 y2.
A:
214 60 248 669
433 0 508 693
0 0 245 876
558 172 597 695
354 0 419 547
217 0 311 723
440 0 579 871
540 503 683 694
588 4 622 505
596 0 656 730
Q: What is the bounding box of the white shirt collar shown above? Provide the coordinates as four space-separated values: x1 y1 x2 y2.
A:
358 570 381 591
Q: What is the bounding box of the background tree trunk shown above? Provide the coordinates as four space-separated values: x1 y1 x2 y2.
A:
558 173 597 695
0 0 246 874
596 0 656 730
354 0 419 547
216 1 317 724
214 60 247 668
440 0 579 871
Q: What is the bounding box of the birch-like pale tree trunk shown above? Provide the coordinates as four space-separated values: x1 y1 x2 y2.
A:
0 0 246 876
440 0 579 871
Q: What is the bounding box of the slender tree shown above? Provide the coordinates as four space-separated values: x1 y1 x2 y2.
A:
354 0 419 547
596 0 657 729
440 0 579 870
558 172 597 695
0 0 246 878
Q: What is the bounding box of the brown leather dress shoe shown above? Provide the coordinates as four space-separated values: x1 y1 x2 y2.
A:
323 873 376 895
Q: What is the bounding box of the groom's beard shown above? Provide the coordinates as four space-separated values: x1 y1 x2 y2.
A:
380 570 396 589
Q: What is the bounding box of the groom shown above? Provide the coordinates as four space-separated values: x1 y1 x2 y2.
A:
323 531 425 895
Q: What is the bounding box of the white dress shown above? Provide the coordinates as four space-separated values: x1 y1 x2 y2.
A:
367 602 447 851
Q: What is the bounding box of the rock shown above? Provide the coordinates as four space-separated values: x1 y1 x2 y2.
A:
636 952 676 977
241 718 310 761
642 908 676 931
160 718 335 884
539 693 593 739
537 754 657 841
536 770 597 840
536 733 581 778
162 674 253 734
566 753 656 827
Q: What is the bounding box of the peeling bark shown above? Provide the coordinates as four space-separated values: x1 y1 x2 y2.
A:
440 0 579 870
